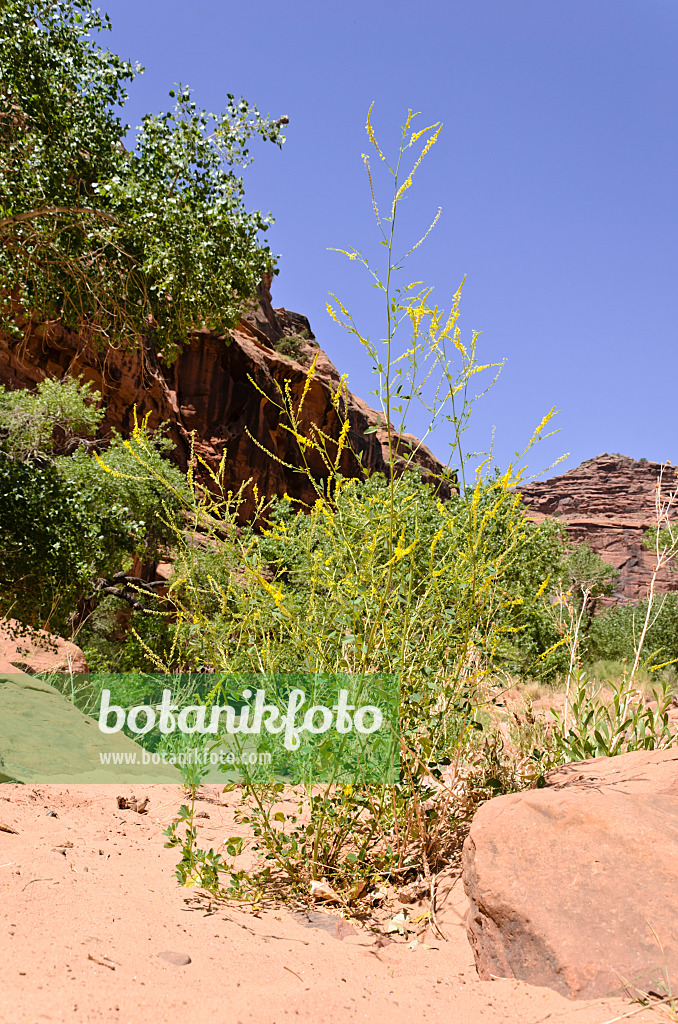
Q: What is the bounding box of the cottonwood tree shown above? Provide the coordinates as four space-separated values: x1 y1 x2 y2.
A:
0 0 287 358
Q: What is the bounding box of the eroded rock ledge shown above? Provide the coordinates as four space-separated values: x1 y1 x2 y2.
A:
0 277 449 518
520 454 678 604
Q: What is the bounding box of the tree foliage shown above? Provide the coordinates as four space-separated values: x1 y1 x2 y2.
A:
0 375 103 458
588 593 678 671
0 0 287 357
0 377 186 630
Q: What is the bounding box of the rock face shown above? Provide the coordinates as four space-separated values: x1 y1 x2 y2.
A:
463 748 678 999
0 278 449 519
0 618 88 674
520 454 678 604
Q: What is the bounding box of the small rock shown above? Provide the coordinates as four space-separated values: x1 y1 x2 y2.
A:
292 911 357 941
45 810 57 818
157 951 191 966
117 795 149 814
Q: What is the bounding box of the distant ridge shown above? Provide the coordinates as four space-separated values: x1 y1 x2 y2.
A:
520 453 678 604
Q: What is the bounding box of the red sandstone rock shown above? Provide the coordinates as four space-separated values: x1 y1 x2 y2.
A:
520 454 678 604
0 278 449 519
462 747 678 999
0 618 87 673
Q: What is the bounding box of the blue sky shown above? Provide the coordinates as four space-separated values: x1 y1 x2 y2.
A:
102 0 677 480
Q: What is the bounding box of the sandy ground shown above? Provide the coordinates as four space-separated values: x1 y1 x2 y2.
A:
0 784 662 1024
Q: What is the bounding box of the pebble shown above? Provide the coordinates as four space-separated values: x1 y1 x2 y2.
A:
157 951 191 966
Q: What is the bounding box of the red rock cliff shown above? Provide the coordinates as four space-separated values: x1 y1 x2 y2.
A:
0 278 449 518
520 453 678 604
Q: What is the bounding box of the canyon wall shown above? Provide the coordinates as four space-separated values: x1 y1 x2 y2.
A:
520 453 678 604
0 278 449 518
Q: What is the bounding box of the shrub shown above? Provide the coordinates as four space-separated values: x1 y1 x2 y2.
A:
588 594 678 671
0 378 186 631
274 329 310 361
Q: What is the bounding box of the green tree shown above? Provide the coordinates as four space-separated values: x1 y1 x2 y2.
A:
562 540 618 615
588 594 678 671
0 377 187 631
0 375 103 458
0 0 287 358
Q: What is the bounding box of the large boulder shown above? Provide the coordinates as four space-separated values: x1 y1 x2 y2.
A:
0 668 181 784
0 618 88 674
463 748 678 999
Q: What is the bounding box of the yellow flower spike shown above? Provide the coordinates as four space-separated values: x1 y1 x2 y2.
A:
530 407 557 442
403 109 416 133
384 530 418 566
328 292 350 318
246 372 285 415
332 247 359 261
535 575 551 600
419 124 442 160
362 154 381 227
395 173 414 201
429 307 442 338
430 526 444 558
409 121 439 147
333 416 351 467
396 123 442 201
278 423 314 449
539 636 571 660
93 451 121 477
297 353 318 419
366 103 386 161
326 302 341 324
407 302 426 334
331 375 349 412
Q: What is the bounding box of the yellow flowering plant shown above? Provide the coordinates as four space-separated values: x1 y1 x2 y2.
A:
114 109 570 899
